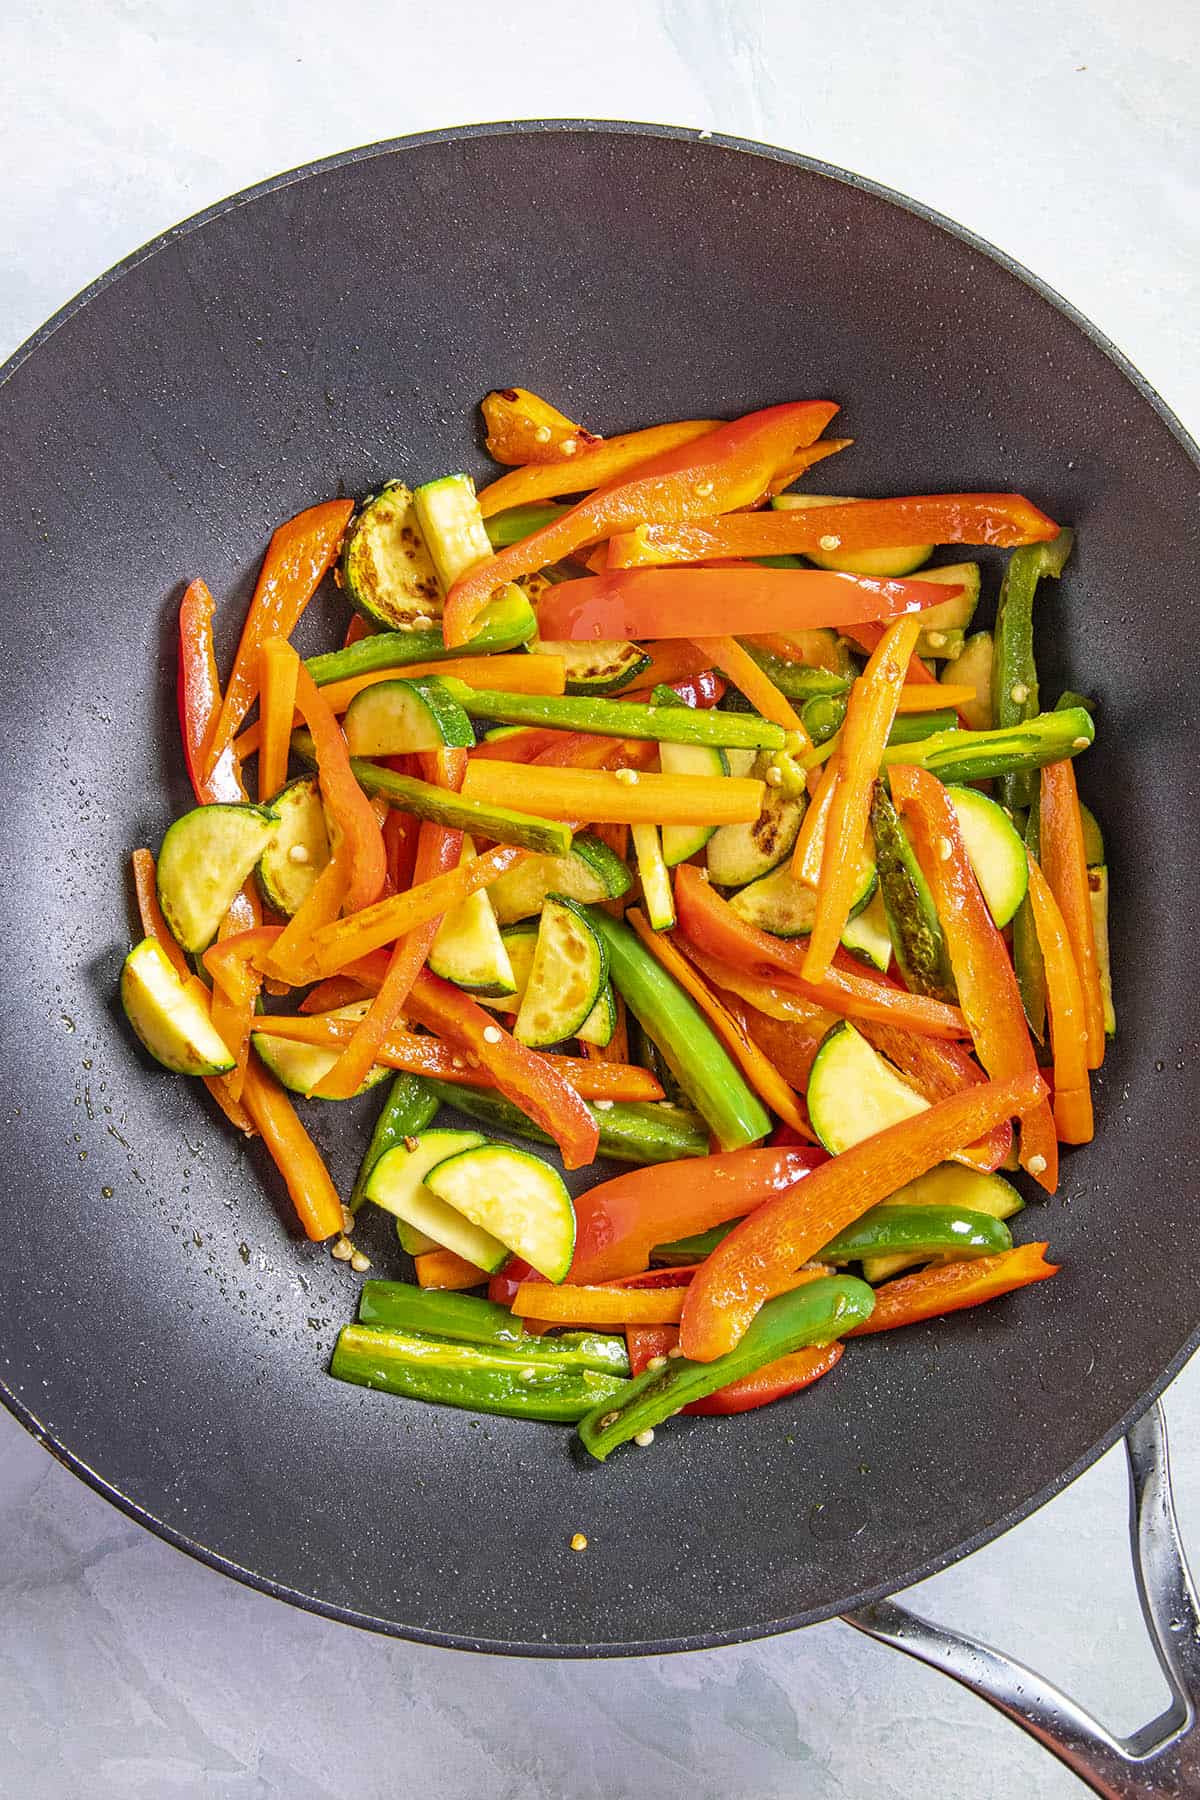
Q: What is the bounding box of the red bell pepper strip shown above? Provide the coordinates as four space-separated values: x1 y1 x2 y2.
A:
604 494 1059 568
476 417 722 516
481 387 602 465
383 807 421 893
533 566 953 645
444 401 838 644
177 579 248 805
889 764 1058 1191
204 498 353 777
856 1019 1013 1172
1025 857 1094 1144
625 666 727 709
567 1145 827 1284
405 970 599 1169
1040 760 1105 1069
804 614 921 982
674 865 968 1039
291 661 387 919
680 1070 1047 1360
342 612 371 648
470 727 565 763
847 1242 1058 1334
239 1053 345 1242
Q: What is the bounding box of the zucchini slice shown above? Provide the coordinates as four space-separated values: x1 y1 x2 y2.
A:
257 777 331 916
157 802 278 953
839 886 892 972
423 1143 576 1283
728 857 875 939
941 630 995 730
531 637 651 695
412 473 494 591
486 833 631 925
950 787 1028 926
772 493 933 578
341 482 443 630
1079 802 1106 868
631 825 676 930
428 838 516 996
252 1003 391 1099
706 750 806 886
577 980 617 1049
478 924 615 1045
1090 864 1117 1036
660 740 729 866
343 676 474 756
514 896 607 1048
365 1131 508 1272
909 563 981 637
806 1021 928 1154
120 939 236 1076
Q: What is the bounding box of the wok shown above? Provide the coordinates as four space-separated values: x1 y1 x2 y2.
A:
2 121 1199 1787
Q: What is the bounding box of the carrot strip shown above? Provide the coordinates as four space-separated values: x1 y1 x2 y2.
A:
804 615 921 982
689 634 806 736
895 683 976 713
1040 760 1105 1069
848 1243 1058 1334
1026 858 1094 1144
264 847 350 984
627 911 811 1136
791 758 839 882
239 1053 344 1241
461 760 762 826
257 636 300 803
204 499 353 776
843 619 937 685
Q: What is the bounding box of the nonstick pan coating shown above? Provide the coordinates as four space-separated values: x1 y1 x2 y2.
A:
1 123 1198 1655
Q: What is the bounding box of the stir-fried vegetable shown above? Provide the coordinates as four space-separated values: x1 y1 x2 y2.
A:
118 390 1099 1463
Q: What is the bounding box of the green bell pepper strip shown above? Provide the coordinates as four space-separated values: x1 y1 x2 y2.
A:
819 1203 1012 1264
331 1323 627 1423
991 528 1074 808
740 643 849 702
880 705 1094 786
584 907 772 1151
290 730 572 856
577 1274 874 1460
357 1282 629 1374
436 678 785 749
424 1080 710 1164
484 503 572 548
1055 690 1096 717
1012 796 1048 1043
869 784 956 1003
349 1074 440 1213
803 692 958 746
652 1220 739 1263
304 589 536 686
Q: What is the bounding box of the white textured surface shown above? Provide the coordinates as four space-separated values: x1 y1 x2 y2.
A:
2 4 1198 1796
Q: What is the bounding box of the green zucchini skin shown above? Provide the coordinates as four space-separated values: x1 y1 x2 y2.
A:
256 777 330 916
425 1082 710 1164
304 589 536 686
156 802 278 954
991 527 1074 808
331 1323 626 1423
585 907 771 1152
343 676 475 756
531 637 652 695
340 482 443 630
739 642 849 702
870 785 956 1004
513 896 606 1048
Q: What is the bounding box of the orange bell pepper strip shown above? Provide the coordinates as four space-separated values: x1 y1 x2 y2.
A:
285 841 523 981
714 996 832 1093
888 763 1057 1190
1040 760 1105 1069
604 494 1059 568
291 661 387 918
848 1242 1058 1335
481 387 601 465
298 975 373 1014
415 1249 490 1290
203 499 353 776
177 580 248 804
204 920 264 1102
461 761 762 827
804 615 921 982
476 417 722 516
406 969 599 1169
1025 857 1094 1144
515 1282 690 1327
627 912 811 1137
535 566 952 644
674 864 967 1039
689 634 806 735
264 850 350 985
445 401 838 643
239 1053 344 1241
129 850 256 1135
312 821 464 1100
257 636 300 803
856 1019 1013 1172
680 1069 1047 1360
567 1144 827 1284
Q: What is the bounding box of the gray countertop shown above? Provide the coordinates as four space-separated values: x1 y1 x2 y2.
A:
3 4 1198 1795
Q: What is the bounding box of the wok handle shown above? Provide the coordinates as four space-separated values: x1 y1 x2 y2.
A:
842 1403 1200 1798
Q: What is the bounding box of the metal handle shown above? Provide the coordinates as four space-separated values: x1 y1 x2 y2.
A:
842 1404 1200 1798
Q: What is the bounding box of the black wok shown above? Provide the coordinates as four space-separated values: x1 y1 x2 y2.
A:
2 122 1198 1660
